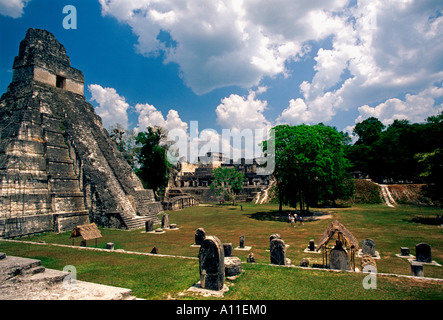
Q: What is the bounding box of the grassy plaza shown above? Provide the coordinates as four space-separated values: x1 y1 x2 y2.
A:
1 203 442 300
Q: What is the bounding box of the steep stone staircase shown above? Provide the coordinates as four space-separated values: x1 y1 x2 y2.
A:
119 189 163 230
121 214 158 230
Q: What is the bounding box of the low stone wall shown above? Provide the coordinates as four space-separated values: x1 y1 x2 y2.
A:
0 211 89 238
162 196 199 211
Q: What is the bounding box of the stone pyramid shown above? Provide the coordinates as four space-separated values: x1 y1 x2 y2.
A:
0 28 163 238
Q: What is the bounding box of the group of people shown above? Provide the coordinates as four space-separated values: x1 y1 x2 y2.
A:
288 213 303 226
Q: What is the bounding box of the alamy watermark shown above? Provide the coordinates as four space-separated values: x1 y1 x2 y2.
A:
62 265 77 289
166 121 275 175
362 265 377 290
63 5 77 30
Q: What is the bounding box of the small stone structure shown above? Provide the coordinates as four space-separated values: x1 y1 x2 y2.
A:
224 257 242 276
309 240 316 252
361 239 376 257
270 238 288 266
161 213 169 229
415 243 432 263
0 253 136 299
150 246 159 254
198 235 225 291
411 261 424 277
239 235 245 249
223 243 233 257
162 189 199 211
400 247 410 256
269 233 281 250
300 258 310 268
145 219 154 232
247 252 255 263
329 241 350 271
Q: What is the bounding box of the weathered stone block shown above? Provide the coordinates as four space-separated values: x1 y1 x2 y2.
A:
199 236 224 291
300 258 310 267
361 254 377 271
400 247 410 256
224 257 242 276
416 243 431 263
239 234 245 248
329 247 350 271
362 238 376 257
145 219 154 232
270 238 287 265
223 243 233 257
161 213 169 229
309 239 315 251
247 252 255 263
411 262 424 277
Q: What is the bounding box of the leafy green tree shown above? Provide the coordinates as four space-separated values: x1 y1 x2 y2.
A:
265 124 353 213
347 112 443 184
354 117 385 145
210 167 245 205
417 112 443 205
134 126 170 198
417 149 443 206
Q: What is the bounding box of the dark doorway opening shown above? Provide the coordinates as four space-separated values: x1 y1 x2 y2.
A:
56 75 66 89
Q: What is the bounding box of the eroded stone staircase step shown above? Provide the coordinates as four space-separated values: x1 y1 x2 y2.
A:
0 253 137 300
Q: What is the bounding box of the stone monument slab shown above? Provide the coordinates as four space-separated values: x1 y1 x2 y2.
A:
198 235 225 291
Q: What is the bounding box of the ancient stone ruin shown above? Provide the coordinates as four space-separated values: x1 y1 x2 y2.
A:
361 238 376 257
329 240 351 271
415 242 432 263
161 213 169 229
0 252 136 299
198 235 225 291
270 238 288 265
0 29 163 238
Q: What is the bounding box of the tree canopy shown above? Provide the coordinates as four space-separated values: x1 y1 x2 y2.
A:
134 126 171 198
266 124 353 213
346 111 443 205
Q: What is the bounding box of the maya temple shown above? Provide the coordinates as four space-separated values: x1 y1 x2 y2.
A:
0 28 164 238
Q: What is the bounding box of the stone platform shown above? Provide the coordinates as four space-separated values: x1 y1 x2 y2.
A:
0 253 137 300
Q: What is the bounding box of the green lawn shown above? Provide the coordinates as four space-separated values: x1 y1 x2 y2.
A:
1 203 442 300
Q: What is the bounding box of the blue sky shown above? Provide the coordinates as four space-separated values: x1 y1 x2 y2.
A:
1 0 442 157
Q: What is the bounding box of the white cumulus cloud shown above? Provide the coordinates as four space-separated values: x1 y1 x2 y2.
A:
135 103 188 134
291 0 443 126
97 0 443 131
216 90 271 131
0 0 30 18
88 84 130 129
355 85 443 126
98 0 350 94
